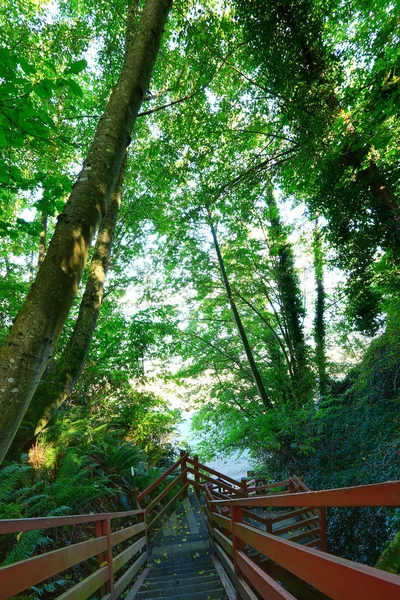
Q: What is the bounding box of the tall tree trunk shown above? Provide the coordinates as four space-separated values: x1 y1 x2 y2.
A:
8 156 127 456
37 213 47 268
207 210 272 410
0 0 172 464
265 193 312 403
312 218 327 397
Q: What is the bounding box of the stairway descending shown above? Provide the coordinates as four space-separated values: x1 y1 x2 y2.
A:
136 556 228 600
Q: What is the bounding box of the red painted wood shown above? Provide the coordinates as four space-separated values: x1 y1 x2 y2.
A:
0 536 107 599
186 457 243 488
0 509 145 535
234 522 400 599
212 481 400 508
246 480 290 493
146 469 187 513
137 452 188 501
235 550 296 600
186 467 247 497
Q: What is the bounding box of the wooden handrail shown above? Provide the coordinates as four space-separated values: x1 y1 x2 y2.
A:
233 521 400 599
137 452 188 501
211 480 400 508
187 467 247 496
246 479 291 493
186 457 244 488
0 509 145 535
146 468 188 513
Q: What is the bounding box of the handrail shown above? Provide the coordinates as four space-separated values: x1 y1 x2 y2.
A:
137 452 188 501
234 520 400 599
0 509 145 535
211 480 400 508
246 479 290 493
187 467 248 496
186 457 244 488
0 508 148 600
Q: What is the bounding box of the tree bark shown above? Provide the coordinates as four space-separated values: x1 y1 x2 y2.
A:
38 214 47 268
0 0 172 464
207 210 272 410
8 156 127 456
312 218 327 397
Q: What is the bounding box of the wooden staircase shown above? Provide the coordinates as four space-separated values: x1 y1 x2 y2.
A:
0 452 399 600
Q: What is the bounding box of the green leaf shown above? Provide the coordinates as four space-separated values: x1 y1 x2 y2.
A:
69 59 87 74
65 79 84 98
19 57 36 75
0 128 8 147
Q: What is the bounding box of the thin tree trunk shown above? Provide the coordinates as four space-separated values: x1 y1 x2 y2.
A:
313 218 327 396
207 210 272 410
0 0 172 464
38 214 47 268
9 156 127 455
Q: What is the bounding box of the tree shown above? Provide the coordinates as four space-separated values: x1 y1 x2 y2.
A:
8 155 127 454
0 0 172 464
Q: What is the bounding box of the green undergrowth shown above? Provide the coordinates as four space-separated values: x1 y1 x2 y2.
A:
0 386 181 599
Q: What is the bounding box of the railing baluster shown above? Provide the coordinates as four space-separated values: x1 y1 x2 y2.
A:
319 507 327 552
96 520 107 598
193 455 200 497
104 517 115 599
231 505 244 600
180 449 188 498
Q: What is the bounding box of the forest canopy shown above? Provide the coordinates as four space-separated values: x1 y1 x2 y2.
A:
0 0 399 572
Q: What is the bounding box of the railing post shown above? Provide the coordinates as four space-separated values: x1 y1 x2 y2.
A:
193 455 200 497
241 477 248 497
96 520 107 598
289 477 295 494
104 517 115 599
319 507 327 552
231 505 244 600
96 518 115 598
180 449 188 498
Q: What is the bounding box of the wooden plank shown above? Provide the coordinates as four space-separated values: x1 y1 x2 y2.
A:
114 551 147 598
187 468 247 497
246 480 290 493
124 567 150 600
304 538 320 548
56 566 109 600
212 512 232 532
275 517 319 536
243 509 268 526
0 511 145 535
212 481 400 508
286 527 319 544
235 550 296 600
214 543 235 582
146 470 187 513
213 527 233 557
186 458 243 488
0 536 107 599
111 522 146 547
271 507 312 524
137 453 188 501
113 537 146 574
237 577 260 600
233 522 400 600
147 483 188 532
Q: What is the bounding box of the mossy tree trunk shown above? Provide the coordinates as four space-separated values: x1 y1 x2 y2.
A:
0 0 172 464
8 156 127 456
313 218 327 397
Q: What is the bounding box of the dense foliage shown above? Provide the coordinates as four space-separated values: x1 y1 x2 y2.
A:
0 0 399 576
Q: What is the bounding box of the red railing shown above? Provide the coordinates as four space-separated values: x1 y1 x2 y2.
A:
208 480 400 600
1 454 399 600
0 509 148 600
